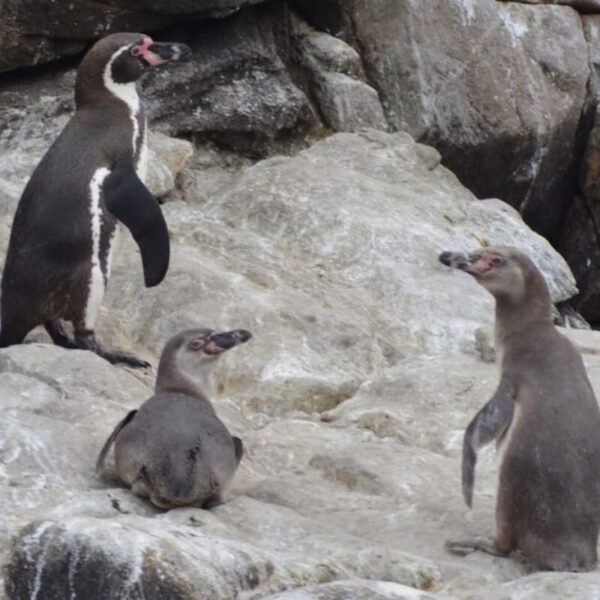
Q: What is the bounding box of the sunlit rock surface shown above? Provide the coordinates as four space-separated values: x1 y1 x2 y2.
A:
0 128 594 599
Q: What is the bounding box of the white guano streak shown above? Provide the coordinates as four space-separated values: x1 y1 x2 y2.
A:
86 167 111 329
102 46 140 156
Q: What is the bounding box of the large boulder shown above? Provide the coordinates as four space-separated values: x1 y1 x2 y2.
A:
142 5 318 154
0 127 594 599
558 15 600 323
293 19 387 133
4 334 600 598
101 131 576 382
497 0 600 13
0 0 272 74
316 0 589 243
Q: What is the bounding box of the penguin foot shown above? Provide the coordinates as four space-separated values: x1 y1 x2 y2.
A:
75 331 151 368
45 320 78 349
445 535 508 557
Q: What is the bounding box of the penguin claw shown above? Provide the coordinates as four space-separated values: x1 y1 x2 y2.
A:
101 351 151 369
74 332 151 368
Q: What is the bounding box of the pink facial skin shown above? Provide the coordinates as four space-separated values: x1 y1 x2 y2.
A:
468 253 504 277
130 36 165 66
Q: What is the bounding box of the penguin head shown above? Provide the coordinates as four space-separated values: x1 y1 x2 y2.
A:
156 328 253 397
75 33 191 104
439 246 550 305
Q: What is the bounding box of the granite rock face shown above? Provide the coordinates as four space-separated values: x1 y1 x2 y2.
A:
0 0 273 73
142 5 318 154
340 0 589 243
0 129 589 599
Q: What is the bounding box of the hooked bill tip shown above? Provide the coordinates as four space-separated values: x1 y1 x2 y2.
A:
438 251 453 266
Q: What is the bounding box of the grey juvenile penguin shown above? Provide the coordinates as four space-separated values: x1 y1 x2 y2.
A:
0 33 191 367
439 246 600 571
96 328 252 509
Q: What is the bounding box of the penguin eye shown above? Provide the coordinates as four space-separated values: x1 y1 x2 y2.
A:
188 339 204 352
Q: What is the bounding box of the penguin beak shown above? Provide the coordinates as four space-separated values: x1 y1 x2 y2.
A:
204 330 253 355
146 42 192 64
130 36 191 66
439 250 498 278
439 251 471 271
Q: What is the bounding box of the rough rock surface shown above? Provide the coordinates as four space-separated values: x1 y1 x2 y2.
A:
0 129 589 599
295 22 387 132
339 0 589 242
498 0 600 12
143 6 318 154
0 0 272 73
558 15 600 323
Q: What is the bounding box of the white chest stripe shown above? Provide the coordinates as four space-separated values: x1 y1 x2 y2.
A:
85 167 111 330
103 47 140 156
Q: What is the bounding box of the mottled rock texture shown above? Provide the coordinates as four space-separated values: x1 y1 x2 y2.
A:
3 1 600 598
0 129 590 599
339 0 589 243
0 0 270 73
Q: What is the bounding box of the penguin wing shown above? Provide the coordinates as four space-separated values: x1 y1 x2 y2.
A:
96 409 138 474
103 160 170 287
462 375 515 508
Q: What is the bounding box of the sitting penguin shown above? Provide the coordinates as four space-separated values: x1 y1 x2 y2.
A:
96 328 252 509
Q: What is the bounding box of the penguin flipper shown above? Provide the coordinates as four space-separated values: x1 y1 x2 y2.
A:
462 375 515 508
103 161 170 287
96 409 138 474
232 436 244 464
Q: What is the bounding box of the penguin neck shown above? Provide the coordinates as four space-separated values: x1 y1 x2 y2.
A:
494 286 553 346
75 47 141 116
155 357 215 403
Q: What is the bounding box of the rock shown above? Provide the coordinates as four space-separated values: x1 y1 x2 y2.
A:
497 0 600 13
146 131 194 198
90 131 577 425
558 16 600 323
298 27 363 77
180 144 253 206
0 0 279 74
295 24 387 133
312 72 388 132
107 0 267 15
265 580 438 599
143 6 318 154
338 0 589 242
0 127 587 598
6 327 600 597
0 1 167 73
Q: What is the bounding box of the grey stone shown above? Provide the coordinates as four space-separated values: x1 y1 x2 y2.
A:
265 580 438 599
0 0 274 73
0 128 590 599
497 0 600 13
143 7 318 154
295 23 387 133
343 0 589 242
314 72 388 132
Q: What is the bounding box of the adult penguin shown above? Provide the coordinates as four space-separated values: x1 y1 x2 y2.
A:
0 33 191 367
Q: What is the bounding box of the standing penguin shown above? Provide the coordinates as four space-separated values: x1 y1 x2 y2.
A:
96 327 252 509
440 246 600 571
0 33 191 367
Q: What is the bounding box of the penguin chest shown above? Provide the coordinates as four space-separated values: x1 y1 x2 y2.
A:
85 168 119 328
136 123 149 184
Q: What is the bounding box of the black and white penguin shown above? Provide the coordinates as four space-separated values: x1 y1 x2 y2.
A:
0 33 191 367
